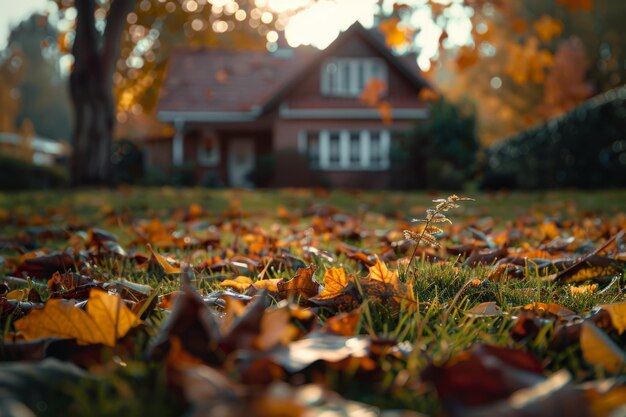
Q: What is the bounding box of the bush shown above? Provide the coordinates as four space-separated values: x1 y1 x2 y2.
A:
392 98 479 190
0 155 68 190
111 139 144 185
482 85 626 189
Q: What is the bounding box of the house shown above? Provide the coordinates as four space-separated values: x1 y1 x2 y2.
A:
150 22 432 188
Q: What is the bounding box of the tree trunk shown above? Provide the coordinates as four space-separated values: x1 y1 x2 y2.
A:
70 67 114 186
69 0 134 186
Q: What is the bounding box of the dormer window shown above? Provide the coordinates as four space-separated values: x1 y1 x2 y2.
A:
321 58 387 97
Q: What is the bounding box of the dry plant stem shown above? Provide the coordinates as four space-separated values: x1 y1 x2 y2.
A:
404 222 431 277
403 195 473 277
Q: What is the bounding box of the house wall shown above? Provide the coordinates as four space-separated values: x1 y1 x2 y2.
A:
272 119 416 188
282 35 425 108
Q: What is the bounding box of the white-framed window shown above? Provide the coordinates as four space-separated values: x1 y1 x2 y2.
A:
197 136 220 167
298 129 391 170
321 58 387 97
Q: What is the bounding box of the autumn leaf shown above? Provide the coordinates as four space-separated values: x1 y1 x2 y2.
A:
599 303 626 335
368 257 400 291
468 301 503 317
148 243 180 274
14 289 140 346
359 78 386 107
316 267 349 300
277 266 321 300
378 17 413 48
580 321 626 373
377 101 392 125
221 276 254 292
534 15 564 43
455 46 479 71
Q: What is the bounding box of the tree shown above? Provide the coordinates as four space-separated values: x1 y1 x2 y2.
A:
55 0 272 185
7 13 72 141
64 0 135 185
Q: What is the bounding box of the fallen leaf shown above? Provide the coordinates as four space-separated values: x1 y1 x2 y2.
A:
277 266 320 300
599 303 626 335
580 321 626 373
15 289 140 347
148 243 180 274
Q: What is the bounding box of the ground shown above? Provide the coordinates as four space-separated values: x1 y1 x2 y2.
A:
1 188 625 416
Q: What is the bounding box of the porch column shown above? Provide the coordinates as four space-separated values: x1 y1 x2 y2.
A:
172 118 185 166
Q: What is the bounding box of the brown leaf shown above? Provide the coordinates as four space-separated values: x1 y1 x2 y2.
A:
277 266 320 300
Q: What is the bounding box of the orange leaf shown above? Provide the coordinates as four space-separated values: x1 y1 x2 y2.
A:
377 101 393 125
148 243 180 274
533 15 564 43
368 257 399 290
252 278 281 293
599 303 626 335
580 321 626 373
378 17 413 48
316 267 349 300
221 276 254 292
359 78 386 107
14 289 140 346
455 46 479 71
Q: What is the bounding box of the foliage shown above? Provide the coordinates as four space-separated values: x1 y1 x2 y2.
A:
482 85 626 189
393 98 479 189
7 14 72 141
1 188 626 415
0 155 68 190
111 139 144 185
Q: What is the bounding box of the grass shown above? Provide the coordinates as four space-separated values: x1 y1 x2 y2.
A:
1 187 625 416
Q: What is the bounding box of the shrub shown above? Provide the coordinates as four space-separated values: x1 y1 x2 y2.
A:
0 155 68 190
482 85 626 189
393 98 480 190
111 139 144 185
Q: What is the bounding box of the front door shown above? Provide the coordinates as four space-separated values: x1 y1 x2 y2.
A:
228 138 255 187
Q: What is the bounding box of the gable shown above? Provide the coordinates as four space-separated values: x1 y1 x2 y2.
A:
157 23 431 122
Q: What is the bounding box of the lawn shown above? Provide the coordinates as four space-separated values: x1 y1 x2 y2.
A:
1 187 625 416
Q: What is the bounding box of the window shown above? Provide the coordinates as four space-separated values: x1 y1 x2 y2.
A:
329 132 341 167
197 137 220 166
321 58 387 97
306 131 319 168
300 130 390 170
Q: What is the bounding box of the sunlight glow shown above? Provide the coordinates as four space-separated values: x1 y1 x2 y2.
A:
278 0 377 49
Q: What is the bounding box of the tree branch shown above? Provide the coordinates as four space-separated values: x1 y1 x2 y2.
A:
102 0 136 81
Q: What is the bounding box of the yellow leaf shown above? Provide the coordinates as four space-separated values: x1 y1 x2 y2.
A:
252 278 281 293
15 289 140 347
6 289 27 301
221 276 254 292
316 267 348 300
569 284 597 296
148 243 180 274
600 303 626 335
368 257 399 290
580 321 626 373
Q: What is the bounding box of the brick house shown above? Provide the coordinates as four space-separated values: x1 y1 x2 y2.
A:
150 22 432 188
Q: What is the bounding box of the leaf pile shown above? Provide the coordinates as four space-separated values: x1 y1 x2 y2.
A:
0 190 626 416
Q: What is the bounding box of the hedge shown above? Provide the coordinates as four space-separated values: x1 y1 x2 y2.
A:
482 85 626 189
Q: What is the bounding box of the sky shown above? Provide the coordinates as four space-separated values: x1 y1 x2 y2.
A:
0 0 49 49
0 0 472 71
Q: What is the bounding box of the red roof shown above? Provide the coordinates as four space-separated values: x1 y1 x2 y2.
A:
157 23 431 118
158 48 317 113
